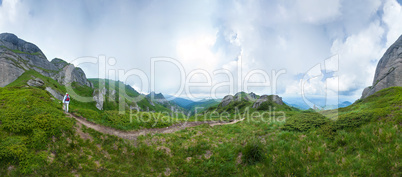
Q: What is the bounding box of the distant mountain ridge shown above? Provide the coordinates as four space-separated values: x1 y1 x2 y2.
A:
285 99 353 110
169 96 221 115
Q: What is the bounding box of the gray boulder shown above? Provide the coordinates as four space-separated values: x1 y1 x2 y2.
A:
252 95 284 109
27 78 45 87
93 87 107 110
46 87 64 101
220 95 234 107
361 34 402 99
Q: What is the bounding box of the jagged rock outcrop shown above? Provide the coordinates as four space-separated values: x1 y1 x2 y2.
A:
27 78 45 87
219 92 259 107
53 64 92 87
362 35 402 99
233 92 245 101
0 33 43 55
220 95 234 107
218 92 285 109
0 33 57 72
0 55 26 87
45 87 64 101
233 92 258 101
248 92 257 99
252 95 284 109
51 58 69 70
51 58 92 87
0 33 92 88
93 87 107 110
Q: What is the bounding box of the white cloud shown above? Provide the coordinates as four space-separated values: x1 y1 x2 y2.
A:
1 0 401 102
330 20 385 91
383 0 402 46
295 0 341 24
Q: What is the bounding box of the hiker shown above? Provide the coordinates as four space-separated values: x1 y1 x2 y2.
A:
63 93 70 113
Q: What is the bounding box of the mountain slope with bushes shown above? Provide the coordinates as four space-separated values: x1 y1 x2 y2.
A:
0 33 400 176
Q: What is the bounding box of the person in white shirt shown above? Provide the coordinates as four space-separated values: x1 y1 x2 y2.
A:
63 93 70 113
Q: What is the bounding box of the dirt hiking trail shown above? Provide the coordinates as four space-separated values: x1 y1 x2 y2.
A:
66 113 244 140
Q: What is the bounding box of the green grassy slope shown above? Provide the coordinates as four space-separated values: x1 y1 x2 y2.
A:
0 87 75 174
1 71 401 176
88 78 177 113
187 99 221 114
4 72 185 131
70 79 188 130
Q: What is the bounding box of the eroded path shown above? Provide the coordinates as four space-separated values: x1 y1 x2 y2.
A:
66 113 244 140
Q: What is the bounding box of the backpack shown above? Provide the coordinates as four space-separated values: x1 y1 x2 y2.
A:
65 95 70 101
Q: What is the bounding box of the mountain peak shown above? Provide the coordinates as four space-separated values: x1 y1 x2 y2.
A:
0 33 43 55
0 33 92 88
361 34 402 99
147 91 166 100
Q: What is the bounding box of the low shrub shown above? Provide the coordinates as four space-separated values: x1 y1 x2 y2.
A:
242 139 265 165
282 112 329 132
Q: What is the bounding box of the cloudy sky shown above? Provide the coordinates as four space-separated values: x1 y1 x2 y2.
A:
1 0 402 104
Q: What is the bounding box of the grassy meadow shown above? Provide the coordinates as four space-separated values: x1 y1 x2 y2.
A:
0 72 401 176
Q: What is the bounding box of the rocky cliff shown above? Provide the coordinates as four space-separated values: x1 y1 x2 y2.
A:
219 92 259 107
361 34 402 99
218 92 285 110
252 95 284 108
0 33 92 88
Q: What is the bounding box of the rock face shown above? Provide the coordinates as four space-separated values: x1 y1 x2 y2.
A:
0 33 43 54
361 34 402 99
27 78 45 87
0 55 25 87
252 95 284 109
233 92 258 102
51 58 69 70
248 92 257 99
219 92 285 109
0 33 92 88
46 87 64 101
53 64 92 87
93 87 107 110
220 95 234 107
219 92 259 107
0 33 57 73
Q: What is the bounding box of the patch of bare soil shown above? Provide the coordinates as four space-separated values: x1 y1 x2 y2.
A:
66 113 244 140
75 122 93 142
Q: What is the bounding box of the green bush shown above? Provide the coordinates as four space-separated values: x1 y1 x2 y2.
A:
282 112 329 132
0 87 74 173
242 139 265 165
256 101 274 111
332 112 372 130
